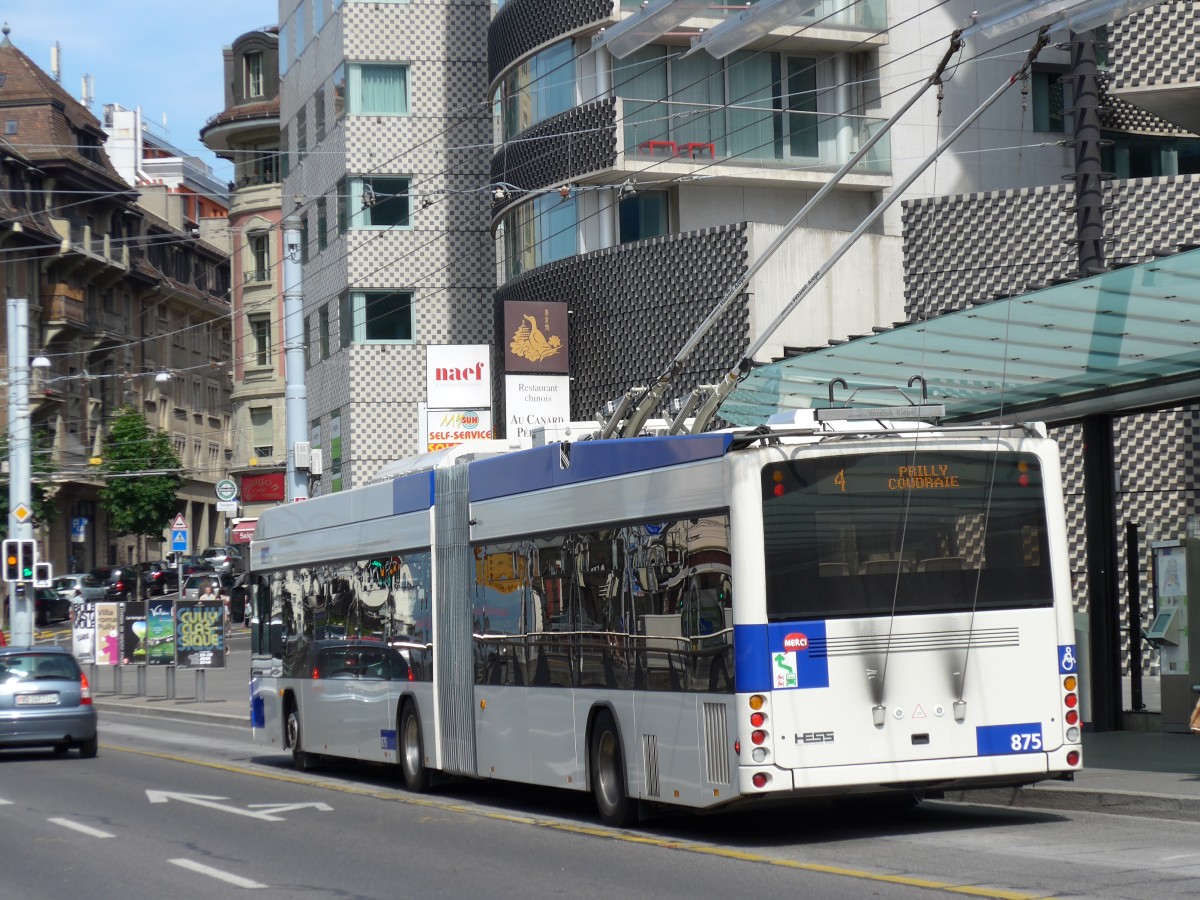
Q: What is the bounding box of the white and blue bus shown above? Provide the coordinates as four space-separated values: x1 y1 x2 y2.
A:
248 413 1082 825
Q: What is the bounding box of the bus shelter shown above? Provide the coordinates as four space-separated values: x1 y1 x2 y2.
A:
722 245 1200 731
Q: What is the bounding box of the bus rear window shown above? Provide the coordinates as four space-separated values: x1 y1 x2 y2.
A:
761 451 1053 620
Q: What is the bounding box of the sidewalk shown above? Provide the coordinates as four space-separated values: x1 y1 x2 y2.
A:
86 652 1200 822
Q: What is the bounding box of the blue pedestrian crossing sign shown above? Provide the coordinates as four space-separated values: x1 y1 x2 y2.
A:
170 513 188 552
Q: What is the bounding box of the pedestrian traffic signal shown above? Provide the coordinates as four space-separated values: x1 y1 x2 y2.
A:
1 538 37 583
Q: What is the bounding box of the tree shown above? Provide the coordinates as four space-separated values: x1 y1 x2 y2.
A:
0 428 59 527
98 407 184 538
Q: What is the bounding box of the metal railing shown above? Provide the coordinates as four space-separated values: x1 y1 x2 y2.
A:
619 97 890 173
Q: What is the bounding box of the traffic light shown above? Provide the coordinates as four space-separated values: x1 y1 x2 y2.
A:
1 538 37 583
2 539 18 582
34 561 53 588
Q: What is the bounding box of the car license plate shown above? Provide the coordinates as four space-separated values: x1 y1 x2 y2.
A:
16 693 58 706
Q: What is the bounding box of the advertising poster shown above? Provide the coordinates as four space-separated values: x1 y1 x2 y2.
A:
72 602 96 664
119 601 147 666
95 602 120 666
427 344 490 408
423 408 495 451
503 301 569 373
175 599 226 669
145 599 176 666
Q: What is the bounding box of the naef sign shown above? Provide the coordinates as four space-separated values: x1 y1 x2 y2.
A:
427 344 490 408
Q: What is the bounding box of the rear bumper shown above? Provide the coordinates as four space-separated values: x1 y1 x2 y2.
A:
0 707 97 748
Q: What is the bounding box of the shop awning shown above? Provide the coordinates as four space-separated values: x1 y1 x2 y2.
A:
721 245 1200 426
230 520 258 544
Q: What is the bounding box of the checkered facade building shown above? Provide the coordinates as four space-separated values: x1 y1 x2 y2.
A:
280 0 495 491
902 174 1200 676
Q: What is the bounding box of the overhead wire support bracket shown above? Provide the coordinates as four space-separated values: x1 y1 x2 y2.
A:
615 32 967 439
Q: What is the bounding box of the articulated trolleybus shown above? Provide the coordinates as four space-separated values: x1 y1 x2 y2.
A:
248 410 1082 825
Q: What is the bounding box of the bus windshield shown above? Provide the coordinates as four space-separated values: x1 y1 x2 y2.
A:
761 450 1053 620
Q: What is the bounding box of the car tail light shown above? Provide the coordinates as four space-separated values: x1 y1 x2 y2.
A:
80 672 92 705
311 666 320 679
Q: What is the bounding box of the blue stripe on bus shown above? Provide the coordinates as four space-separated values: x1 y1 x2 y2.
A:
393 471 435 515
467 434 734 502
735 621 832 693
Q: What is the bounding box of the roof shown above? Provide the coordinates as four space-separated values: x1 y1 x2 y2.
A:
721 246 1200 426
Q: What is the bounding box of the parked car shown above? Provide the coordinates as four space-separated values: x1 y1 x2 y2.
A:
33 588 72 626
142 562 180 596
53 574 106 604
90 566 137 601
0 646 98 758
182 571 235 600
199 546 243 575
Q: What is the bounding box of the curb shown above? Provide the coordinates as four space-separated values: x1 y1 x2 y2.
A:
93 698 247 726
943 785 1200 823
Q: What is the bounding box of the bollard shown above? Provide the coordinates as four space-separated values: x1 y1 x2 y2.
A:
137 664 146 696
196 668 206 703
166 664 176 699
114 665 122 695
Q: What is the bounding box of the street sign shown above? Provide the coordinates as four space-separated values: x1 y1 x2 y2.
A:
216 500 239 513
12 502 32 524
215 479 238 502
170 513 188 553
71 517 87 543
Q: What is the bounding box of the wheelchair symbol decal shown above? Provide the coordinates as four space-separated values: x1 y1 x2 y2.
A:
1059 645 1077 674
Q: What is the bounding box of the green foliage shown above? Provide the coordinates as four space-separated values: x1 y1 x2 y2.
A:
0 429 59 527
98 407 184 538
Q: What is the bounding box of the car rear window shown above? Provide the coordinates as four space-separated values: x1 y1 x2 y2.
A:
0 653 81 682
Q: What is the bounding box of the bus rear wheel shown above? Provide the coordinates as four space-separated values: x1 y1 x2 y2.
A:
286 705 317 771
590 710 636 827
399 702 430 792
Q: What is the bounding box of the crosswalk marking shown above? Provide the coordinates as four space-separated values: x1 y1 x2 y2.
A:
48 817 115 838
169 858 266 889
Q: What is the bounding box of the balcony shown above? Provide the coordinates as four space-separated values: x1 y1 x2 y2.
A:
618 97 890 178
616 0 886 29
43 291 87 328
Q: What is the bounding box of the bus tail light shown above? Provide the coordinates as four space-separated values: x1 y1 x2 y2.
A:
1066 750 1080 767
752 772 770 788
751 730 767 745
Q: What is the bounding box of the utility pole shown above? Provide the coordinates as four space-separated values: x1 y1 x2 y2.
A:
6 297 35 645
282 215 309 502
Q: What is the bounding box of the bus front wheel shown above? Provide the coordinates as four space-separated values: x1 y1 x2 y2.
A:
286 705 317 771
399 702 430 792
590 710 636 827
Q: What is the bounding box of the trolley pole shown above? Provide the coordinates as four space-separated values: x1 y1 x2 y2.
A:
6 297 35 646
282 215 309 502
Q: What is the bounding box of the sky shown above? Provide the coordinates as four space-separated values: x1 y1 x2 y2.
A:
1 0 279 183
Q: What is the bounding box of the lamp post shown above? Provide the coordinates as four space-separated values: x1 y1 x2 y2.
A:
6 297 34 645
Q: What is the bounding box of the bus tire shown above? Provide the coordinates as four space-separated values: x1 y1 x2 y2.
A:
590 709 636 827
399 702 430 792
286 705 317 771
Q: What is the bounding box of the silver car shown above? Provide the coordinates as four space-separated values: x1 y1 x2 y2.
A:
0 646 98 758
54 573 107 604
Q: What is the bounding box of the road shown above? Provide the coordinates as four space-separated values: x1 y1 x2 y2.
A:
2 703 1199 899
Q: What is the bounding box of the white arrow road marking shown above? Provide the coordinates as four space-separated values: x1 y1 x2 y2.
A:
0 798 12 805
169 858 265 889
247 802 333 816
49 817 115 838
146 791 333 821
147 790 286 821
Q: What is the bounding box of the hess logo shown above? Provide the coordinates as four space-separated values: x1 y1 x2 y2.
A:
783 633 808 651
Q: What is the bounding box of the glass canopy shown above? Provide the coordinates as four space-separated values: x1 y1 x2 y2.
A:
721 246 1200 425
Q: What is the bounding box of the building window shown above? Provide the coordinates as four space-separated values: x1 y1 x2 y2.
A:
315 87 326 142
348 176 410 228
246 232 270 282
344 290 413 343
304 314 313 367
250 315 272 366
317 197 328 250
1032 66 1069 134
300 212 310 264
501 193 577 281
4 120 16 135
336 176 349 234
279 20 290 76
207 382 220 414
498 39 575 141
319 303 331 359
296 106 308 161
332 63 346 120
619 190 669 244
348 64 409 115
250 407 273 459
244 52 264 98
313 0 325 34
